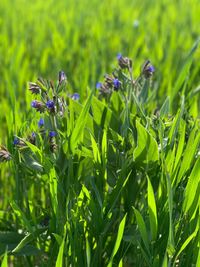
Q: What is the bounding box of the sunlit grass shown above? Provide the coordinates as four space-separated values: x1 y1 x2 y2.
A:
0 0 200 266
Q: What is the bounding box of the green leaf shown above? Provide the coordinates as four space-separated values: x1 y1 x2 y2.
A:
134 120 159 165
133 207 150 253
183 156 200 214
10 202 33 234
160 97 170 117
1 250 7 267
171 38 200 101
107 214 127 267
69 92 93 153
174 224 198 261
56 224 67 267
12 233 33 253
147 176 158 241
176 127 200 185
86 237 91 267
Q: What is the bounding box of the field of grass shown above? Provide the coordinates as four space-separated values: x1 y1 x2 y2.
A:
0 0 200 266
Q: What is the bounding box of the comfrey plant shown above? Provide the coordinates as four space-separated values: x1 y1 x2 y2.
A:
96 54 155 105
12 71 80 154
0 56 159 267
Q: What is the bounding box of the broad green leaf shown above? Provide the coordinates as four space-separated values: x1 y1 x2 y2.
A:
49 167 58 215
1 251 7 267
90 134 101 164
86 237 91 267
147 177 158 241
133 207 150 252
12 233 33 253
107 214 127 267
92 96 118 130
56 224 67 267
10 202 33 234
174 224 198 261
160 97 170 117
183 156 200 213
134 120 159 165
173 119 186 171
176 127 200 185
69 92 93 153
171 38 200 101
161 253 168 267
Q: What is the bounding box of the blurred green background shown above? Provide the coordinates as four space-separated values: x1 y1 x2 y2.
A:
1 0 200 112
0 1 200 265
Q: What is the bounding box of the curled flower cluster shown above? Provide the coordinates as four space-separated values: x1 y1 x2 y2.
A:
11 70 80 155
96 54 155 98
96 74 122 96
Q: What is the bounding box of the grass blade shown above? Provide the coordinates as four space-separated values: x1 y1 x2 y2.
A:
147 176 158 241
107 214 127 267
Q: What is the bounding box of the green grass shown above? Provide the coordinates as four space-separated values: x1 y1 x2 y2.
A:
0 0 200 266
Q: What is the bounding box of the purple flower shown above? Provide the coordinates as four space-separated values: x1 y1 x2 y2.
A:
113 78 121 91
96 82 102 89
31 100 45 113
38 118 44 127
13 137 19 145
46 100 54 109
32 132 36 138
117 54 132 69
147 65 155 73
31 100 38 108
117 53 122 60
71 93 80 100
49 131 56 138
142 60 155 78
58 71 67 84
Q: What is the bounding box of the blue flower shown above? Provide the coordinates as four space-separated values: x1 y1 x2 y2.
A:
147 65 155 73
46 100 54 109
32 132 36 138
38 118 44 127
58 71 67 84
113 78 121 90
13 137 19 145
31 100 45 112
31 100 38 108
96 82 102 89
117 53 122 60
142 60 155 78
71 93 80 100
49 131 56 138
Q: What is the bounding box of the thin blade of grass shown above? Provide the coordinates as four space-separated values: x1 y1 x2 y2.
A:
107 213 127 267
